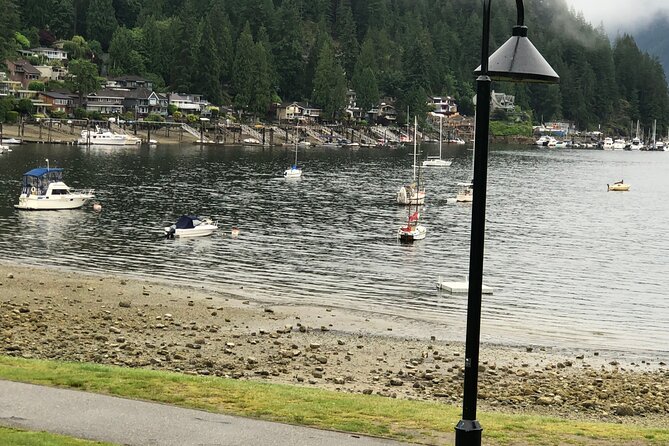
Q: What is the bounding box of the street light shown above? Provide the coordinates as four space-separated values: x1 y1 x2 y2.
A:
455 1 559 445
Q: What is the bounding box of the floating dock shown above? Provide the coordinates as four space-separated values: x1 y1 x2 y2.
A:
436 278 494 294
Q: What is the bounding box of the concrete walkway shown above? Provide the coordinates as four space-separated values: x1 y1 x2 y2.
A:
0 380 414 446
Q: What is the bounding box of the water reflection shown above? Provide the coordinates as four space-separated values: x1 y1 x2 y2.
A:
0 143 668 355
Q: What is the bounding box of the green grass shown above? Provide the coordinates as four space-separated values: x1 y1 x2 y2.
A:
1 356 668 445
0 426 114 446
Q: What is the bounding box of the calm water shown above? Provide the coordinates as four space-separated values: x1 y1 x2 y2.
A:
1 143 668 356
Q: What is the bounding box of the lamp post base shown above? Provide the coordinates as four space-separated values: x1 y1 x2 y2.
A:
455 419 482 445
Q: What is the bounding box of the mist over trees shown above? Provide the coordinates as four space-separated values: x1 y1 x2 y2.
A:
1 0 668 133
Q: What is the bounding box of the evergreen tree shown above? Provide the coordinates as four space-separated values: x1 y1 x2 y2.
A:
272 0 304 101
86 0 118 50
352 36 379 112
333 0 359 78
108 27 145 75
0 0 19 63
312 38 347 121
232 22 256 111
66 58 101 106
195 19 223 104
208 0 234 85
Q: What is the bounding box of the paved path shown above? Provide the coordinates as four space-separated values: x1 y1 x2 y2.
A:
0 380 414 446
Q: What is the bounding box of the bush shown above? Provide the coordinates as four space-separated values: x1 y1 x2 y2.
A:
73 108 87 119
28 81 45 91
145 113 164 122
87 111 102 121
186 114 198 124
50 110 67 119
6 111 19 123
489 121 533 137
172 111 183 122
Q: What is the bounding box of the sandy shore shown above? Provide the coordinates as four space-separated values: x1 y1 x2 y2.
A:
1 264 668 426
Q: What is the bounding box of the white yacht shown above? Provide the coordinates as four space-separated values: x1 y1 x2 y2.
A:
629 137 644 151
602 137 614 150
15 164 95 210
78 127 141 146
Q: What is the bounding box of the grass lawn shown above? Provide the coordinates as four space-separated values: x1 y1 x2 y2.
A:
0 356 667 445
0 426 115 446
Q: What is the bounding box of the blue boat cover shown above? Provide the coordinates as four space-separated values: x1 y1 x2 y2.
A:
175 215 199 229
23 167 64 177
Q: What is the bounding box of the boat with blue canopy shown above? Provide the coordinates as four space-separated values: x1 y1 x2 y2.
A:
14 161 95 210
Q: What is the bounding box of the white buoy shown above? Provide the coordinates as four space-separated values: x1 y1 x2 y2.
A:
93 203 102 212
231 227 240 238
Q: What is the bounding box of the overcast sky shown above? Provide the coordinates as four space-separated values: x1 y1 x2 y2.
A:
564 0 669 32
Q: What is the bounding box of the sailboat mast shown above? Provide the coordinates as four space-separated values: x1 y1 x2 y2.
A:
294 125 298 165
439 115 443 159
413 116 417 181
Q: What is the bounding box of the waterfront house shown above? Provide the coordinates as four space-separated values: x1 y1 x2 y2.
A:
275 102 322 123
5 59 41 88
429 96 458 115
105 75 154 91
0 74 22 98
116 88 168 118
39 91 74 115
490 90 515 112
168 93 207 114
18 47 69 63
368 102 397 125
85 89 125 115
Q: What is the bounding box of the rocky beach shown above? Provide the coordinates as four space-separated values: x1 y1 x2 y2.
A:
1 264 668 427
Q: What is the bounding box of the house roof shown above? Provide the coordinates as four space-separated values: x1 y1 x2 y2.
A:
40 91 72 100
14 60 41 75
108 75 150 83
88 88 125 98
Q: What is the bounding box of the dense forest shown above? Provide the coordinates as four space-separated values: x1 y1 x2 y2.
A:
1 0 668 134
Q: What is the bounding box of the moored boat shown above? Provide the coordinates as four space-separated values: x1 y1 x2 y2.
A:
607 180 630 192
164 215 218 238
14 163 95 210
78 126 141 146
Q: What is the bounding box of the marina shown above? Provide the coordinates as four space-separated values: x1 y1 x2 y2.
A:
0 143 668 357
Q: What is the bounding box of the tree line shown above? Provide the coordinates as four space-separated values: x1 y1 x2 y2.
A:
1 0 668 135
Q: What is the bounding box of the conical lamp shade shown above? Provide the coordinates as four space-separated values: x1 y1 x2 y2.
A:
475 26 559 84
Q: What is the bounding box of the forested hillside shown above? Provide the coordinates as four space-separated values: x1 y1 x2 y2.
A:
1 0 668 133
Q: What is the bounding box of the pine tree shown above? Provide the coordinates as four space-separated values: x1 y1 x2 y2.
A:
86 0 118 50
196 18 223 104
312 38 347 121
232 22 256 110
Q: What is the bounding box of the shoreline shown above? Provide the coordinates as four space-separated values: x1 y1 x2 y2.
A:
2 263 668 427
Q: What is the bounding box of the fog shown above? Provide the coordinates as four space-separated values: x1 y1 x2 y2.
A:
564 0 669 32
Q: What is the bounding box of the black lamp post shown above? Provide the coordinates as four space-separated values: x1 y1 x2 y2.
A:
455 1 558 445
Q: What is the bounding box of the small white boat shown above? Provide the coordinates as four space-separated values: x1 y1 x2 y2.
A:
397 210 426 242
612 139 626 150
78 126 141 146
398 117 426 205
456 182 473 202
446 137 466 145
243 137 261 145
164 215 218 238
602 137 614 150
607 180 630 192
1 137 22 145
284 130 303 178
629 137 644 151
423 116 452 168
0 144 11 154
14 162 95 210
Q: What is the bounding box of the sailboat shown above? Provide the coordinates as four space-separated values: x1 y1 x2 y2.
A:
284 126 302 178
397 168 426 242
397 117 426 205
423 115 452 167
629 120 644 151
456 112 474 203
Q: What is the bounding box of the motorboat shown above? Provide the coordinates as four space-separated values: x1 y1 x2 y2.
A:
14 162 95 210
242 137 261 145
1 137 22 145
628 137 644 151
446 137 466 145
397 210 426 242
456 182 473 202
0 144 11 154
78 126 141 146
607 180 630 192
602 137 614 150
398 117 426 205
423 115 453 168
612 139 627 150
164 215 218 238
297 140 311 148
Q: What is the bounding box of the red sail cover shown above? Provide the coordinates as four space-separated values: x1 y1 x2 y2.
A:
409 212 419 222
